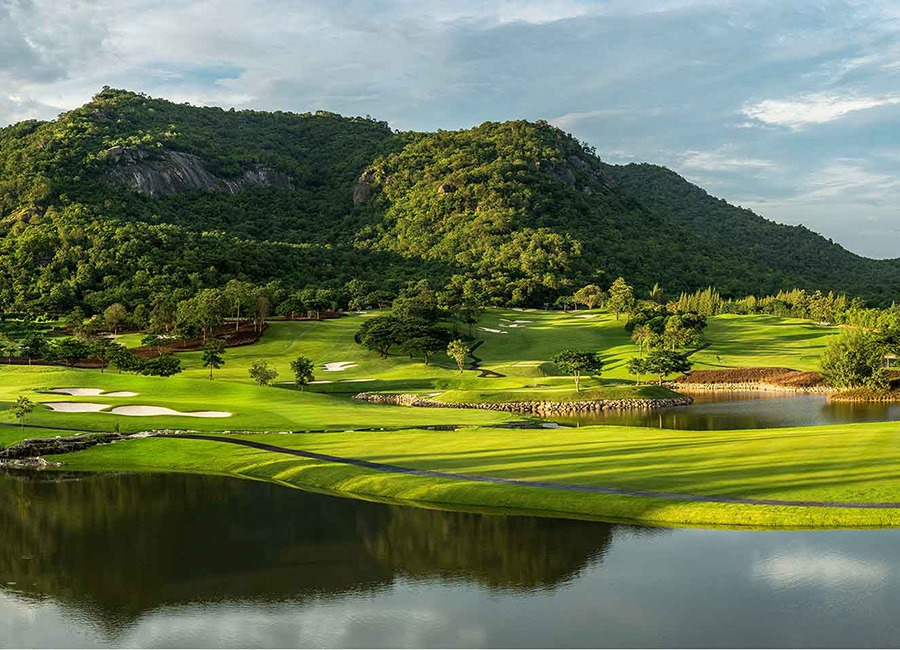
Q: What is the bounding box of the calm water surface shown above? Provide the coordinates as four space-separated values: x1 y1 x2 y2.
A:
3 471 900 648
556 391 900 429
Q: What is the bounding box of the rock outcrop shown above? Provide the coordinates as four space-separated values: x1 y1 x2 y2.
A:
354 392 693 413
105 148 292 198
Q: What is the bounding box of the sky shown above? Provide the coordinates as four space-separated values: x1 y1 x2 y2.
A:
2 0 900 258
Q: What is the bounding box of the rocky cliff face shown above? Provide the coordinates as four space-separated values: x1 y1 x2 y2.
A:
105 147 293 198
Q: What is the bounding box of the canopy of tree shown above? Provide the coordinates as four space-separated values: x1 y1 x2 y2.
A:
1 88 898 317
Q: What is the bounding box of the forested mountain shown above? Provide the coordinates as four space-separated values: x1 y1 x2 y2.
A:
0 87 897 315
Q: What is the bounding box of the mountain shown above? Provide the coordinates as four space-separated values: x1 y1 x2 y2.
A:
0 87 897 314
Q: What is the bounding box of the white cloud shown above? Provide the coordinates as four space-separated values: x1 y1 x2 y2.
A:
741 92 900 129
679 148 776 171
752 552 890 589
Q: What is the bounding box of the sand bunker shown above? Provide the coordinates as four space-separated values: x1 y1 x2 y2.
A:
513 320 532 323
108 406 231 418
322 362 358 372
44 402 111 413
478 327 508 334
309 380 334 384
341 378 375 383
501 324 524 328
49 388 138 397
574 314 599 319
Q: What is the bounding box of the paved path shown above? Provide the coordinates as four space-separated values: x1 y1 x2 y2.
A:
174 434 900 510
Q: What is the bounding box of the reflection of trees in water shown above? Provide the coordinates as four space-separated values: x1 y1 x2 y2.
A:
364 506 614 592
0 471 624 632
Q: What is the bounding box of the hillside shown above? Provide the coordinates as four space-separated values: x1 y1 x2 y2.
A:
0 87 898 314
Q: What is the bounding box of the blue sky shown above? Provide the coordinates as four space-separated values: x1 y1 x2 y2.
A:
2 0 899 258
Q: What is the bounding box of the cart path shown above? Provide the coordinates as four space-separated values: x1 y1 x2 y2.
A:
174 434 900 510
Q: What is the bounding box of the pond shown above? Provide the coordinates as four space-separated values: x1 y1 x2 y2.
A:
3 471 900 648
554 391 900 429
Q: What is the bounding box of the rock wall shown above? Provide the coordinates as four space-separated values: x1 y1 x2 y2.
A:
106 148 292 198
354 393 693 413
672 382 833 394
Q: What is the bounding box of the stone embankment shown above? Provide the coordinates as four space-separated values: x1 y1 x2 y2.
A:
354 392 693 414
0 432 129 461
671 382 833 394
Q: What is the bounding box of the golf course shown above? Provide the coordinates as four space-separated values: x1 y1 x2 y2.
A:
3 308 900 529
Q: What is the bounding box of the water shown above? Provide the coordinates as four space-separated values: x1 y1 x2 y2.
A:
555 391 900 429
3 471 900 648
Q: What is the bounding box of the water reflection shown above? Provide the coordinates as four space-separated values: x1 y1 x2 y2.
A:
5 471 900 648
0 471 618 630
556 392 900 429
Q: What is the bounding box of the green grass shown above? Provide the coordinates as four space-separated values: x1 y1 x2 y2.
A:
1 308 872 529
56 420 900 528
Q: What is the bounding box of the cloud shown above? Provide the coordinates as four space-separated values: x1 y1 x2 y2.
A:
752 552 890 588
741 92 900 129
679 148 777 172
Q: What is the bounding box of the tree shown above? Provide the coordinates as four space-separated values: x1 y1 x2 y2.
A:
447 339 470 374
64 307 86 334
820 330 889 390
103 303 129 335
141 332 168 356
552 349 604 391
401 336 446 365
607 277 635 321
0 335 17 362
47 338 93 367
631 324 653 356
290 356 315 391
573 284 604 310
249 359 279 386
13 396 34 428
92 339 125 374
639 351 692 385
140 354 183 377
224 279 254 331
202 339 225 380
18 332 47 365
357 315 401 358
457 300 484 337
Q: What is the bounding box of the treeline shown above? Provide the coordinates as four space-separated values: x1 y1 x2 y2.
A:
3 88 900 318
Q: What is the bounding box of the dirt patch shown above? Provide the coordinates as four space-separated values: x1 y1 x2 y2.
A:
677 367 825 388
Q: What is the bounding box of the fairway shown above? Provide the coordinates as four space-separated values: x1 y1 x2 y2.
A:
55 420 900 528
1 308 882 530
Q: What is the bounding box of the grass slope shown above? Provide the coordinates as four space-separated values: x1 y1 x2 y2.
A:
57 421 900 528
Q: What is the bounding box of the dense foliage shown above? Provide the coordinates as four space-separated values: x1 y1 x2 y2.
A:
1 88 899 317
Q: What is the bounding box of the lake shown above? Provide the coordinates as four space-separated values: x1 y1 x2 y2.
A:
554 391 900 429
3 470 900 648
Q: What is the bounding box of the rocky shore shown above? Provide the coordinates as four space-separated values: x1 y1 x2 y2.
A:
671 381 833 394
354 392 694 414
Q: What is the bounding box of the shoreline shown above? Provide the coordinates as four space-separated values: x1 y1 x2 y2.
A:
353 392 694 413
671 381 832 394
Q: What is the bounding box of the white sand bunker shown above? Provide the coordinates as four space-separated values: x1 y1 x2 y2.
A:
50 388 138 397
108 406 231 418
513 320 532 323
478 327 508 335
574 314 599 319
341 378 376 383
322 362 358 372
45 402 111 413
501 323 525 328
309 380 334 384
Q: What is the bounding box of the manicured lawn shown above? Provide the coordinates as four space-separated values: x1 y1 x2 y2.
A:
57 420 900 528
2 309 870 530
